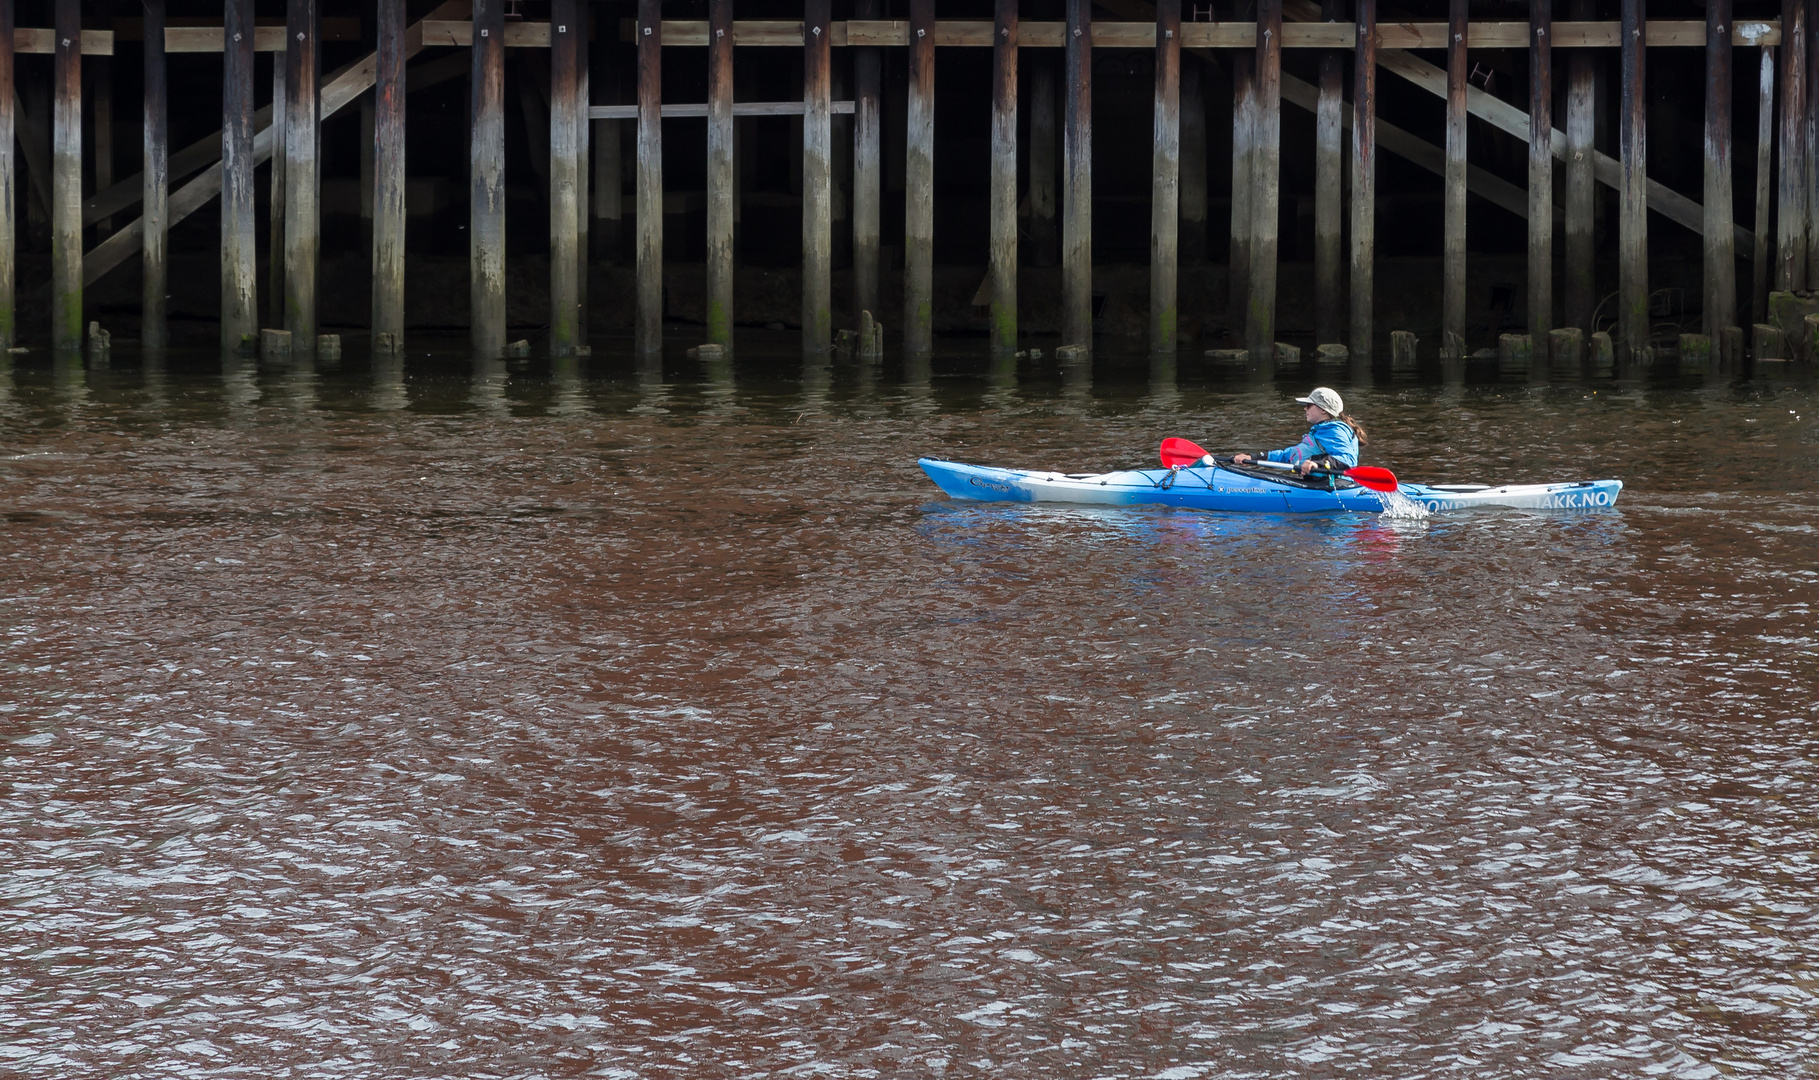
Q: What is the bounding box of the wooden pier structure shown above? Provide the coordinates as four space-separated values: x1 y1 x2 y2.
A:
0 2 1812 372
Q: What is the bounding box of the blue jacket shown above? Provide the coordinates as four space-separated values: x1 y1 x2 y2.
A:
1264 419 1359 469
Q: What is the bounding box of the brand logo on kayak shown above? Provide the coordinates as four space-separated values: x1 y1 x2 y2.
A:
1544 490 1614 508
969 477 1014 493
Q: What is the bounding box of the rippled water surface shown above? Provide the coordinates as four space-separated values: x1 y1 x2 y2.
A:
3 342 1817 1078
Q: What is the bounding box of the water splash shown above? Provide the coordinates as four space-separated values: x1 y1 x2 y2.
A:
1376 486 1433 519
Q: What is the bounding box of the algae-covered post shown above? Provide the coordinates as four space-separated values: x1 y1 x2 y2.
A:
1704 0 1735 351
1313 0 1342 348
1349 0 1376 361
1442 0 1466 357
471 0 506 358
1754 46 1775 325
373 0 406 351
1778 0 1806 290
268 60 287 329
803 0 833 354
0 0 14 351
1064 0 1093 353
1246 0 1281 363
1563 0 1594 335
636 0 662 356
852 0 882 322
52 0 80 351
905 0 936 358
550 0 582 356
1619 0 1648 362
222 0 257 353
1528 0 1552 345
991 0 1019 357
1150 0 1180 356
706 0 734 348
141 0 166 350
284 0 321 359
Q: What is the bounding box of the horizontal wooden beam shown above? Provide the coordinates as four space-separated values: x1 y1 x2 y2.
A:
589 100 857 120
609 19 1781 49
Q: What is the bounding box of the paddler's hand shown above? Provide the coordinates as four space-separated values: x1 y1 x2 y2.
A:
1296 459 1316 475
1230 453 1252 465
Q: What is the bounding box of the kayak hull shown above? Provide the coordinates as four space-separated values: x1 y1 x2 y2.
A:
918 458 1623 514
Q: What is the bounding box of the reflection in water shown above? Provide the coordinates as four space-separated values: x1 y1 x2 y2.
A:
633 353 669 414
52 356 90 413
900 352 934 416
700 349 736 416
141 354 171 416
1147 352 1179 412
0 354 13 417
221 357 261 416
984 351 1017 410
370 354 409 411
1061 351 1092 414
801 353 831 416
280 359 319 413
471 357 509 416
550 356 588 417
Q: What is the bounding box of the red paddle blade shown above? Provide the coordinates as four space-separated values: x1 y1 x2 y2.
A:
1160 437 1210 468
1345 465 1399 493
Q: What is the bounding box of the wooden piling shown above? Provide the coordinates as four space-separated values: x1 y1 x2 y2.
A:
141 0 166 350
803 0 833 354
1564 0 1594 335
550 0 581 355
222 0 257 353
1349 0 1375 360
1808 0 1819 288
1618 0 1648 360
1313 0 1342 347
284 0 320 357
373 0 405 351
1442 0 1466 355
990 0 1019 356
636 0 662 355
1149 0 1179 355
1704 0 1735 351
0 0 14 350
1063 0 1092 352
1229 47 1254 336
1029 54 1058 268
1245 0 1282 361
1390 330 1417 367
905 0 936 357
51 0 80 352
1529 0 1552 344
268 60 286 329
92 51 110 237
1180 57 1206 266
472 0 506 357
706 0 733 347
1777 0 1806 290
852 0 882 320
576 2 590 339
1754 46 1775 325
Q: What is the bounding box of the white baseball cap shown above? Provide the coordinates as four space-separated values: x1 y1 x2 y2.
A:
1295 387 1344 417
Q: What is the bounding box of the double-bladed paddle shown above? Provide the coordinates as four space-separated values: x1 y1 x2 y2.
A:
1158 437 1400 493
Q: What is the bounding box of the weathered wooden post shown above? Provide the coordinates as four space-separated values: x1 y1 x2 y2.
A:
0 0 14 351
1245 0 1281 362
472 0 506 357
52 0 80 352
550 0 582 355
1313 0 1343 347
576 2 590 338
853 0 882 320
1063 0 1093 351
1442 0 1467 358
1150 0 1179 355
636 0 662 355
905 0 936 358
222 0 257 353
1230 22 1254 333
1564 0 1594 334
268 61 287 329
1778 0 1806 290
706 0 734 347
285 0 320 358
1529 0 1552 345
1809 0 1819 288
1704 0 1735 351
141 0 166 350
1349 0 1375 360
373 0 406 351
803 0 832 353
1754 46 1775 325
1028 54 1058 267
1180 57 1206 266
989 0 1019 356
1618 0 1648 361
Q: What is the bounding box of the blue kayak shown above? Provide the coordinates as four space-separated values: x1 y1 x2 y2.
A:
919 457 1623 514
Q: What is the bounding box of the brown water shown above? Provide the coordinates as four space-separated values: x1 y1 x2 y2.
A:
3 342 1817 1078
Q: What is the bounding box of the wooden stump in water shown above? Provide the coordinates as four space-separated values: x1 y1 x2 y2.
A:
1390 331 1418 367
1549 327 1585 367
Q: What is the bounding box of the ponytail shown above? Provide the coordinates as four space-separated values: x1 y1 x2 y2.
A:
1338 412 1368 446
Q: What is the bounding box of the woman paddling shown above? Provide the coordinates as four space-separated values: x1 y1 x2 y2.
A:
1224 387 1368 476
